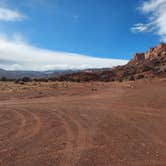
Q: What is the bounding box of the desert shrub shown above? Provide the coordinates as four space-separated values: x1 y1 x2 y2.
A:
51 84 58 88
15 79 21 84
41 78 48 82
19 81 25 85
0 76 7 81
91 87 97 91
99 74 110 82
48 77 57 81
117 77 123 82
135 74 144 80
33 78 46 82
109 78 115 82
128 75 135 81
15 80 24 85
22 77 32 82
74 79 80 82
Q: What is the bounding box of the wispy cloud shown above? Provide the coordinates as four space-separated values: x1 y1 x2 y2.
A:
0 7 25 21
131 0 166 42
0 34 128 71
131 23 149 33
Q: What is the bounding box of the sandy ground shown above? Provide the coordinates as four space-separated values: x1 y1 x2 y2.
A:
0 79 166 166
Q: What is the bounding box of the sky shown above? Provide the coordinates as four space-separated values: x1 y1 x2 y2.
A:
0 0 166 71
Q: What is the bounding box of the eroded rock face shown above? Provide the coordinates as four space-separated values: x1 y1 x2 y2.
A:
145 48 154 59
145 43 166 60
129 43 166 64
129 53 145 64
113 43 166 79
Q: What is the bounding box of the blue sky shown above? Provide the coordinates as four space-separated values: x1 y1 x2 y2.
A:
0 0 165 71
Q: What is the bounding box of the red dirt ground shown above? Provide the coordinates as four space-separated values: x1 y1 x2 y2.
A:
0 79 166 166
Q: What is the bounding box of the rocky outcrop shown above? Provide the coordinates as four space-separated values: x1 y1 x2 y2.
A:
145 43 166 60
129 43 166 64
125 43 166 79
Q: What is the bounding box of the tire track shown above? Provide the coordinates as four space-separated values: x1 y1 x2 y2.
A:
115 111 166 149
1 109 42 143
12 110 26 139
110 102 166 118
28 110 41 139
54 109 78 166
0 109 25 143
0 108 42 163
51 107 93 166
14 108 41 140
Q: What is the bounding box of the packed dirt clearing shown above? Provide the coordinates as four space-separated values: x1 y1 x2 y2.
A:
0 79 166 166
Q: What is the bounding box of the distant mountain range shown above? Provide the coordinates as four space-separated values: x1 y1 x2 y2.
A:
0 69 46 79
0 69 76 79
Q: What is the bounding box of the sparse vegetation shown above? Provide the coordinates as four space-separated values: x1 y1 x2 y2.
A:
0 76 7 81
135 74 144 80
22 77 32 82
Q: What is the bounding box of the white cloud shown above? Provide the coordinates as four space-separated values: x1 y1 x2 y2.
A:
0 35 128 71
12 32 24 42
131 23 149 32
0 7 25 21
131 0 166 42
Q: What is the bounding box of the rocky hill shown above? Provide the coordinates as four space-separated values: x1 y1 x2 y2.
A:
57 43 166 82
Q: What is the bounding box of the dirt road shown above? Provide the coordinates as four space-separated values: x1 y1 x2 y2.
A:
0 79 166 166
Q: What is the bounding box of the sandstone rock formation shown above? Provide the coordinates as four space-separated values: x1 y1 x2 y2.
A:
145 43 166 60
129 43 166 63
129 53 145 64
